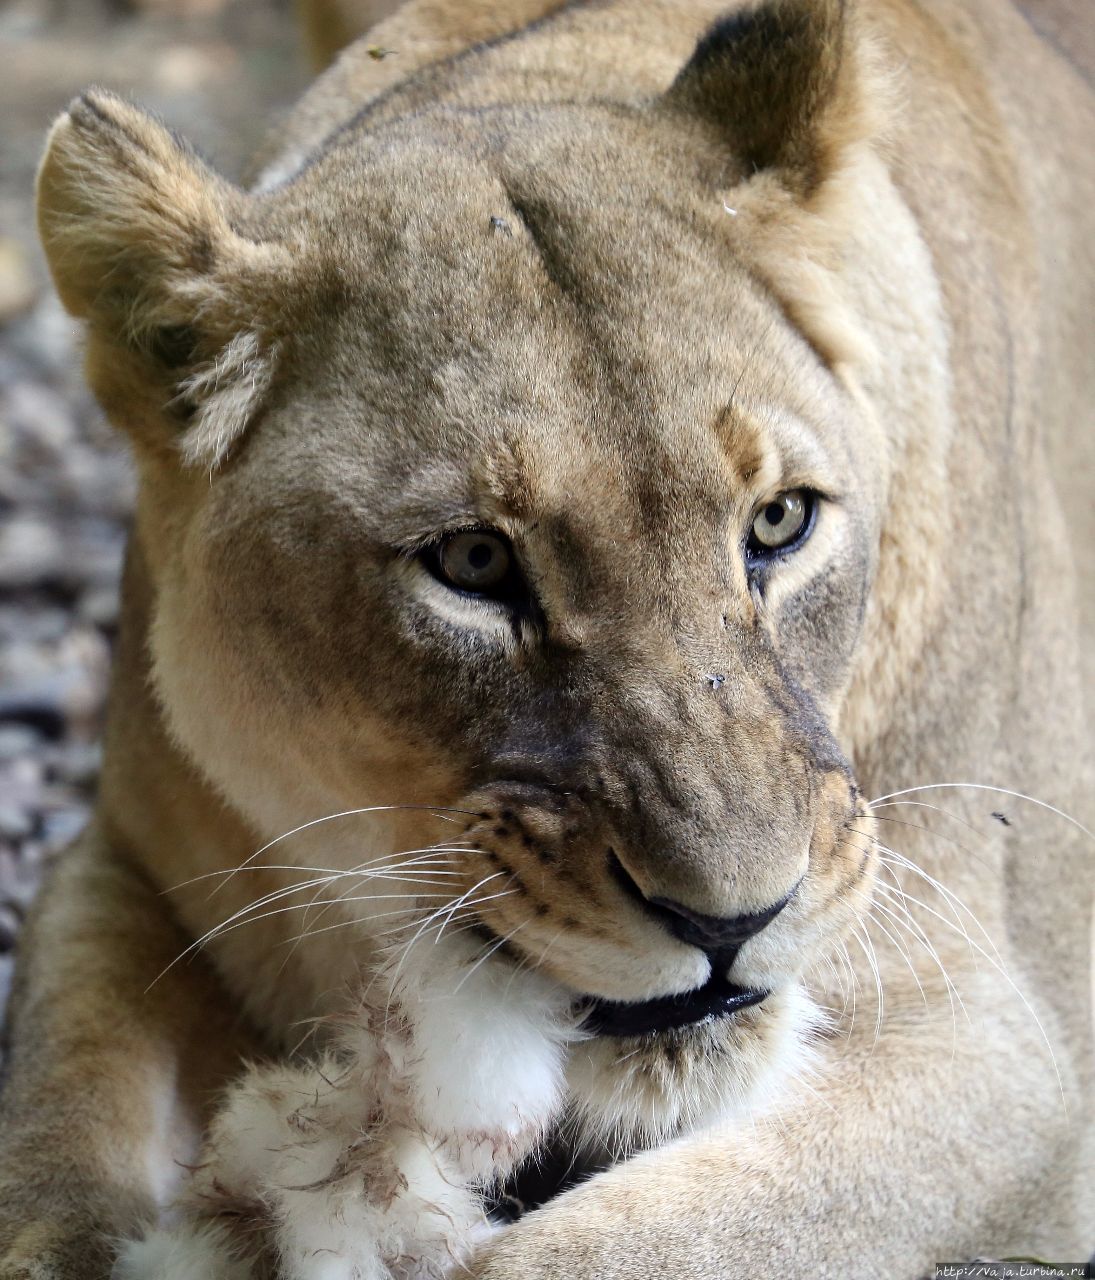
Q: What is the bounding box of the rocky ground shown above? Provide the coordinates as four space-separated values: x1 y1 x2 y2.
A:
0 0 306 1040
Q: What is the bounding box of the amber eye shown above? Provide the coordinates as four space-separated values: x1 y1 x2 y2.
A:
434 529 514 594
747 490 814 557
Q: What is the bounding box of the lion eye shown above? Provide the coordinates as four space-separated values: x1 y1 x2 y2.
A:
435 530 514 593
747 490 813 556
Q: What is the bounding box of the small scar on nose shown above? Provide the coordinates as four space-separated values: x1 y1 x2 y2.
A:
490 215 513 236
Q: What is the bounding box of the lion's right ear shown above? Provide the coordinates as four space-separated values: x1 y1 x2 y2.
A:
36 90 287 467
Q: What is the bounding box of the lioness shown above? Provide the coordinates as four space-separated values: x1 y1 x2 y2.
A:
1 0 1092 1275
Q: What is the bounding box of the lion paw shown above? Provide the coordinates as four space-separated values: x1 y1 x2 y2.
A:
119 943 572 1278
125 1057 485 1280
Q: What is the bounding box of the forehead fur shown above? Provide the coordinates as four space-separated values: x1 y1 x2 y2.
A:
255 104 849 451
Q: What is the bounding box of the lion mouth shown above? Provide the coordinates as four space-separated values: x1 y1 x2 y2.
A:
578 974 768 1038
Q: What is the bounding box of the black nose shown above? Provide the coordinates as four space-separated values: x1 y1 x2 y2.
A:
646 894 791 957
607 851 794 966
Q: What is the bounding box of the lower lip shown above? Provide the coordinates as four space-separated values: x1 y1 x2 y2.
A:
578 974 768 1038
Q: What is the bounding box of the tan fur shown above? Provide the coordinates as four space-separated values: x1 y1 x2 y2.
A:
2 0 1093 1275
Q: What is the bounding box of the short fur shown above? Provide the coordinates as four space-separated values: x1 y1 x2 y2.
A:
1 0 1093 1276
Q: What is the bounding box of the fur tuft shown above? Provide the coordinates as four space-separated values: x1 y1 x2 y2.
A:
112 1222 252 1280
178 331 280 469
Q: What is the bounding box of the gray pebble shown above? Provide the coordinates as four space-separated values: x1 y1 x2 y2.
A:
0 724 41 761
77 584 121 630
0 806 33 842
0 515 66 587
41 808 87 851
0 603 70 644
0 956 12 1036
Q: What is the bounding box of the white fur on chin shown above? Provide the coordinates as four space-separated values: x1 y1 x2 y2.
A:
565 983 825 1155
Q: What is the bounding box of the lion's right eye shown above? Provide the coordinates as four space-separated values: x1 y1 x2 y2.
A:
430 529 515 595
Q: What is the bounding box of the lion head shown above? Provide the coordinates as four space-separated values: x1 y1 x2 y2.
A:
37 0 902 1149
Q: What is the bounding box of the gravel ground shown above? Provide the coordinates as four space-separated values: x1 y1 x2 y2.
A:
0 0 307 1046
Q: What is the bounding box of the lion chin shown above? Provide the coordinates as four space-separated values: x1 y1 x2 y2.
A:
565 985 823 1154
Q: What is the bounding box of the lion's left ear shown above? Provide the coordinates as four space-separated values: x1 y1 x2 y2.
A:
663 0 886 366
665 0 878 197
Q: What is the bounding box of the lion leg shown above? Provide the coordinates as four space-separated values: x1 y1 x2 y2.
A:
0 832 248 1280
472 974 1089 1279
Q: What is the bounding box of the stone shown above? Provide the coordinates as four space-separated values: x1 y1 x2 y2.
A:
0 807 33 842
78 584 121 630
0 957 12 1031
47 740 101 788
0 515 66 587
0 725 41 761
40 808 87 851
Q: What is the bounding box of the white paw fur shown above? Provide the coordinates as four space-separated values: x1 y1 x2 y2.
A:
112 1223 251 1280
121 933 575 1278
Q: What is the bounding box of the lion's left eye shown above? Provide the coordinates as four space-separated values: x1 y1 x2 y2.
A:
747 490 815 557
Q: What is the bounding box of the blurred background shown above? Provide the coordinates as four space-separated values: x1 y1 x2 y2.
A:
0 0 310 1041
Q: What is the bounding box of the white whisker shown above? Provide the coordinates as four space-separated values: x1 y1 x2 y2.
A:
452 922 530 995
869 783 1094 843
869 799 987 837
212 805 478 895
875 844 1003 967
875 866 1064 1100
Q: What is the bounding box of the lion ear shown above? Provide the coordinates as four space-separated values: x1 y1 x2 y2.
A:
663 0 885 368
664 0 877 198
36 90 287 467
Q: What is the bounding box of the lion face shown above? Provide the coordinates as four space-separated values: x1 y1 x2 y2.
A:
37 5 886 1144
